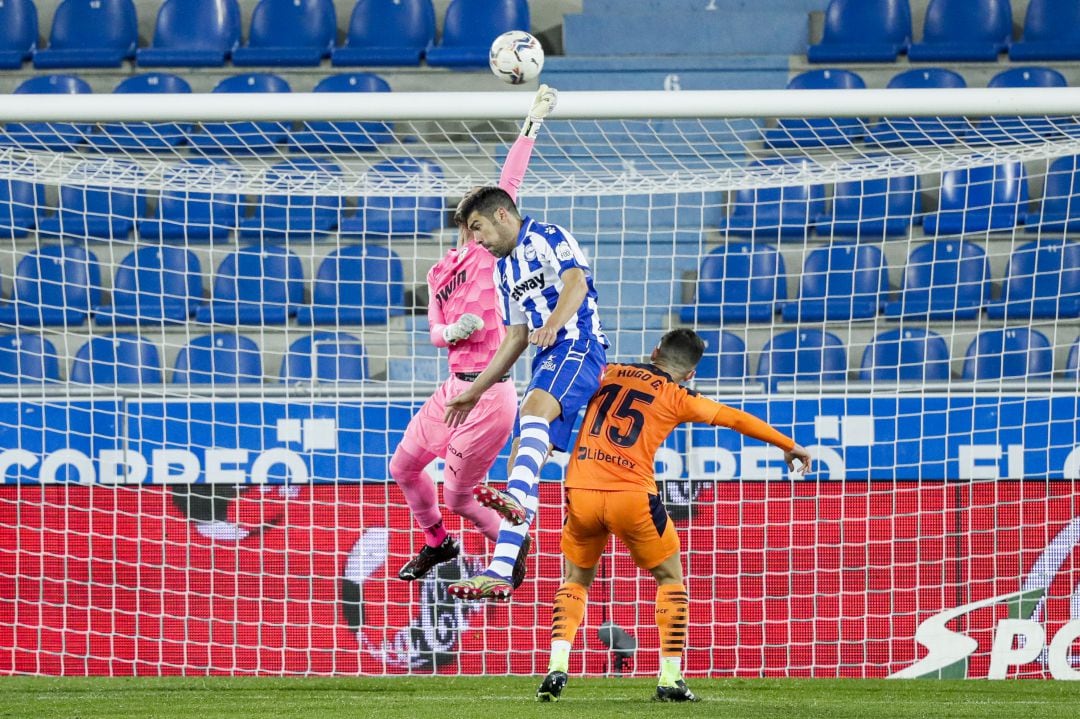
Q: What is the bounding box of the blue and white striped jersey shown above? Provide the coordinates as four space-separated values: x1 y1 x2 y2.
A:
494 216 608 346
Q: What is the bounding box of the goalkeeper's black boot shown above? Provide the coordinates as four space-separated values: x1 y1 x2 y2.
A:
535 670 568 702
654 679 699 703
511 534 532 589
398 536 459 581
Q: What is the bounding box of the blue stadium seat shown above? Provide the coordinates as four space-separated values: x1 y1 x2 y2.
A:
0 334 60 384
136 0 241 67
883 240 990 320
815 174 921 238
719 159 826 238
280 332 368 383
341 157 445 236
173 334 262 384
33 0 137 69
232 0 336 67
0 75 93 151
289 74 395 152
860 328 951 382
237 158 344 240
90 73 193 151
1065 337 1080 379
196 244 304 325
923 161 1030 235
1010 0 1080 61
908 0 1012 62
808 0 912 63
297 244 405 325
757 329 848 390
138 159 242 242
526 192 724 232
764 70 866 149
71 334 163 385
679 242 785 324
1028 156 1080 233
962 328 1053 380
332 0 435 66
693 330 747 381
94 246 203 326
187 74 292 154
0 245 100 326
0 176 46 239
867 69 969 147
0 0 37 69
37 181 146 241
986 240 1080 319
781 243 888 322
972 67 1067 144
425 0 529 68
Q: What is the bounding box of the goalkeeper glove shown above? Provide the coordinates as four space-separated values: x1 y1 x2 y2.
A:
443 313 484 344
520 84 558 139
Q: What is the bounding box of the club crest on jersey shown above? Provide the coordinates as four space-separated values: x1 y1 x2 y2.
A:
523 244 537 261
510 272 546 301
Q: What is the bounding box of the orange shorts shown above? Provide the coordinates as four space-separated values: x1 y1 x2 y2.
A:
562 488 680 571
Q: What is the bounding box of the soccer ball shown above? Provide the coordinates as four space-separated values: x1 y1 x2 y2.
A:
489 31 544 85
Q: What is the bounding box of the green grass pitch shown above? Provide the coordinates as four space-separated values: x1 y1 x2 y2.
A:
1 677 1078 719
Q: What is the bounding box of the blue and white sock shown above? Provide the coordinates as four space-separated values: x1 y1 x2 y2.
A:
486 415 548 580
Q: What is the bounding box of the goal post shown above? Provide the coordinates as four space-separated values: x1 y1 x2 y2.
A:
0 88 1078 679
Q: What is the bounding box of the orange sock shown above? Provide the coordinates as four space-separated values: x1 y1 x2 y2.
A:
551 582 588 644
656 584 689 659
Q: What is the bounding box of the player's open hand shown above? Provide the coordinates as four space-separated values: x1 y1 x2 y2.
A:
445 390 481 428
785 443 813 477
529 325 558 348
530 84 558 122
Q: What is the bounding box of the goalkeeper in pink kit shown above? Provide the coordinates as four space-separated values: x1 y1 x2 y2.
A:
391 86 557 585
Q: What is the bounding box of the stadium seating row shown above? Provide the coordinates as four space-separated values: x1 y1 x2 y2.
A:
2 326 1077 386
0 72 398 153
0 244 406 327
682 240 1080 324
809 0 1080 63
0 0 530 70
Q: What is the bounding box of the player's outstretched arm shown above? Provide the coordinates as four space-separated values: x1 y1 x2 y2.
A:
529 267 588 348
499 84 557 202
710 404 813 477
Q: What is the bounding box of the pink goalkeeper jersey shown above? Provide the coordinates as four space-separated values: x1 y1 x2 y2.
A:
426 135 534 373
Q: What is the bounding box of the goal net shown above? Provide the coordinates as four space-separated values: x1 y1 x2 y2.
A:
0 89 1078 679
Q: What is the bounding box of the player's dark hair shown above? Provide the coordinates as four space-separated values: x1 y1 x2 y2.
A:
655 328 706 374
453 185 520 226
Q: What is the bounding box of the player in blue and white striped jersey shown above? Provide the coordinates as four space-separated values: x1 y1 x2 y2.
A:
444 186 608 602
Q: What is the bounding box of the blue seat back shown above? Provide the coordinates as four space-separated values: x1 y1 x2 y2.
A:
1019 0 1080 42
693 330 746 380
696 242 786 308
921 0 1012 45
798 243 888 306
727 159 826 230
439 0 529 49
820 0 911 46
0 0 36 58
12 245 101 311
54 182 145 222
213 72 290 94
830 174 921 222
15 73 92 95
757 329 848 387
298 73 394 149
255 158 344 228
1066 337 1080 379
860 328 951 382
901 240 990 307
0 334 59 384
936 161 1029 230
311 244 405 310
150 0 241 52
962 328 1054 380
988 66 1067 88
280 332 368 383
345 0 435 49
173 334 262 384
47 0 137 53
0 177 45 232
156 159 242 228
71 334 162 385
767 70 866 148
1039 155 1080 219
247 0 336 50
211 244 304 307
888 68 967 89
114 72 192 94
998 240 1080 302
112 246 203 313
358 156 444 231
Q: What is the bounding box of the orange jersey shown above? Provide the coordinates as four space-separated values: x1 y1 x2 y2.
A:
566 363 796 493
